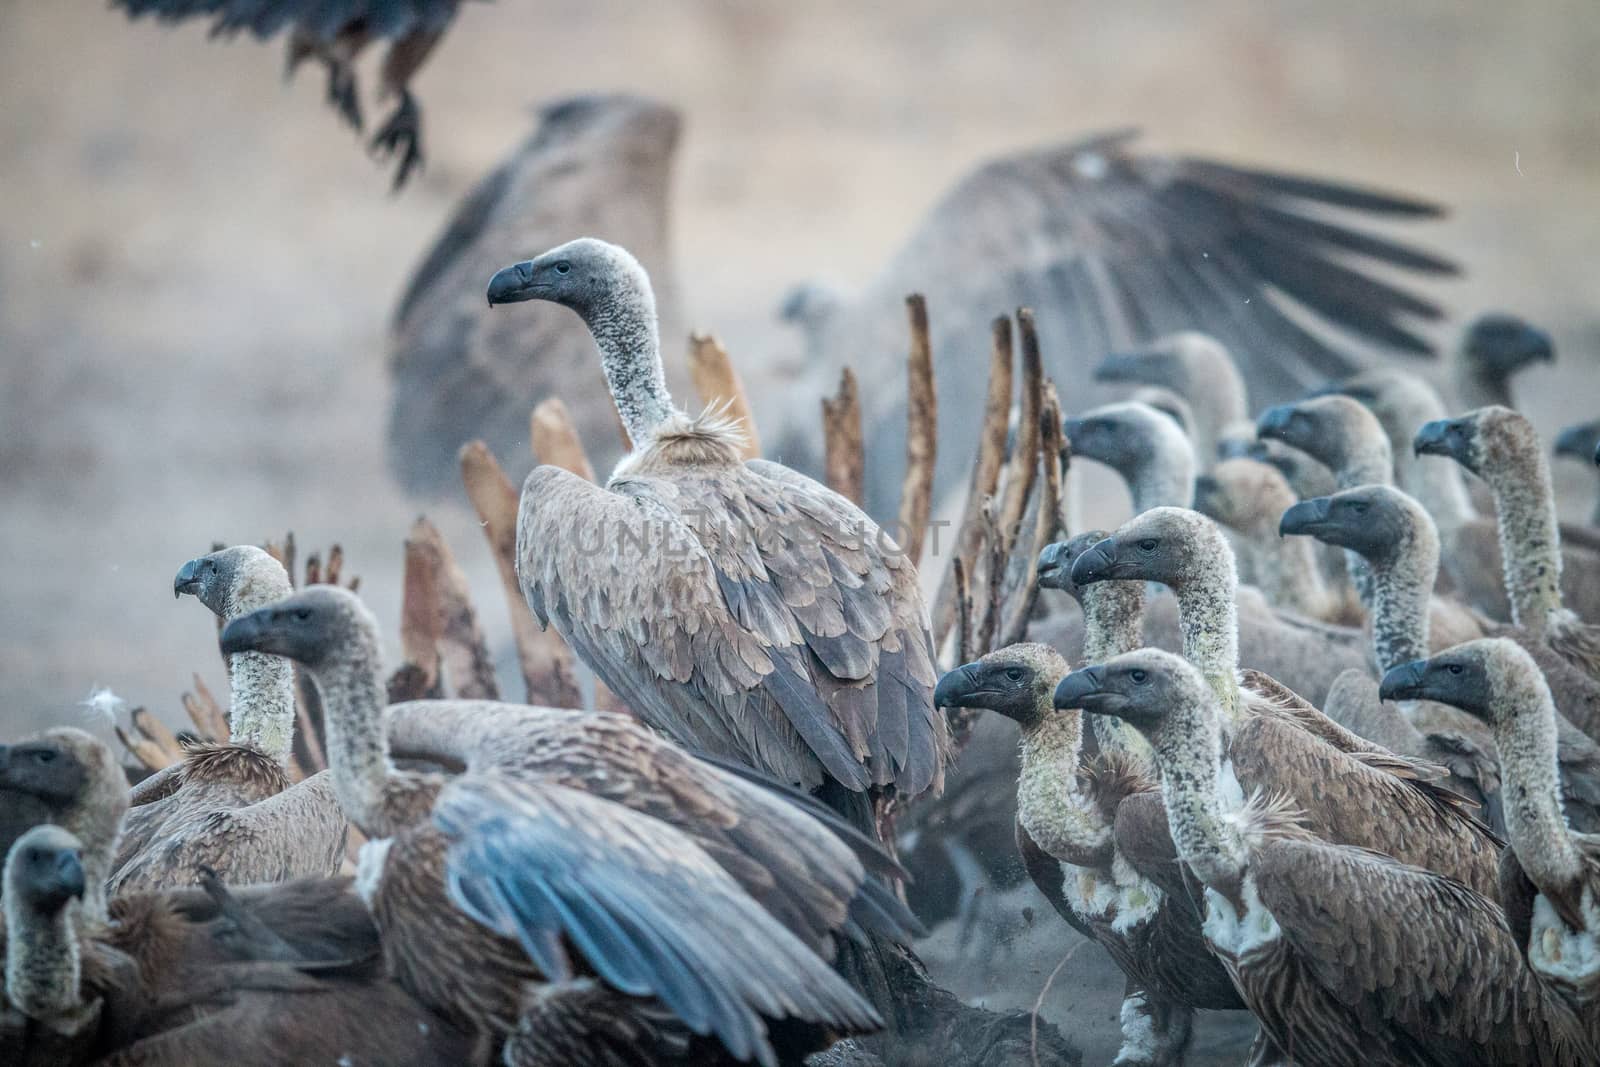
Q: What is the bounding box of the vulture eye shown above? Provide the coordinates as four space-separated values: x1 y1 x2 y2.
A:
1350 502 1369 515
1138 539 1158 552
1446 664 1464 675
554 261 571 275
1129 669 1148 684
294 608 313 622
1004 667 1025 683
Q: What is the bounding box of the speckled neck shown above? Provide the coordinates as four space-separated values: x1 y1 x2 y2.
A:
224 565 297 766
1374 382 1477 534
307 626 398 837
1490 665 1583 892
58 764 126 927
1148 700 1243 891
1080 583 1155 765
1364 514 1437 674
3 890 82 1025
583 266 677 444
1017 710 1108 860
1251 530 1333 622
1482 439 1564 632
1172 542 1244 722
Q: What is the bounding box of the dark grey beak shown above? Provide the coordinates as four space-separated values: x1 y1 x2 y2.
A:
933 663 982 708
1255 403 1301 443
1054 665 1105 710
486 261 539 307
1553 421 1600 461
1068 538 1118 585
174 557 204 600
1595 440 1600 468
50 850 86 903
1278 496 1332 539
1036 543 1069 590
1093 350 1158 384
219 608 273 657
1378 660 1428 702
1517 324 1555 366
1412 417 1466 459
1192 474 1222 517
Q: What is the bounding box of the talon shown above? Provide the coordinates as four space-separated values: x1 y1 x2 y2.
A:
370 91 424 190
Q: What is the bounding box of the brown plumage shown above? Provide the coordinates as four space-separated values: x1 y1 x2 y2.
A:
493 239 946 835
219 585 915 1065
1065 649 1595 1067
111 547 346 895
113 0 478 188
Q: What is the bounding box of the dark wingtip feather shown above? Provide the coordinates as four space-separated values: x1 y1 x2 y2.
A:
1190 160 1449 217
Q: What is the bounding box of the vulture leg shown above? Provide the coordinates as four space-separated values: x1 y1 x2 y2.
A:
1113 981 1194 1067
371 30 444 189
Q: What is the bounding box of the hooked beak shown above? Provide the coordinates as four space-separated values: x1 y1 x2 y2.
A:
1278 496 1333 539
173 557 205 600
47 850 86 903
1378 660 1428 702
933 663 983 708
219 608 275 658
1035 543 1069 590
1068 538 1120 585
1553 422 1600 461
1412 417 1466 459
1053 665 1106 710
486 261 542 307
1254 403 1303 444
1093 349 1159 384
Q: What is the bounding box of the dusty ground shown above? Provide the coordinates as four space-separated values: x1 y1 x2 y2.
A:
4 2 1600 1061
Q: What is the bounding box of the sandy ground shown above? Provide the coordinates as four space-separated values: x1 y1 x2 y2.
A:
4 2 1600 1061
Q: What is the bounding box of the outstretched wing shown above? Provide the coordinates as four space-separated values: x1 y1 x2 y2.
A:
516 461 945 812
387 95 686 495
113 0 461 41
433 775 881 1067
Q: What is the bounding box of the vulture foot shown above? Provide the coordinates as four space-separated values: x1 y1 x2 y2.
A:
323 59 363 132
371 91 424 190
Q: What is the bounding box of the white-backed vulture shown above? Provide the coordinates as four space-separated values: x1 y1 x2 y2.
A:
4 825 101 1062
1064 507 1503 898
1453 313 1555 412
112 0 478 188
1383 639 1600 1045
1092 331 1251 465
489 237 945 834
1062 400 1198 514
219 585 919 1065
1192 457 1359 625
1554 419 1600 528
935 643 1244 1067
396 110 1458 514
1060 648 1594 1067
108 547 345 895
1417 406 1600 647
389 95 687 494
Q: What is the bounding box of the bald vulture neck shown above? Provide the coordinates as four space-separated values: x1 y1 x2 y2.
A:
3 888 85 1031
1147 702 1244 894
1363 528 1437 676
1487 671 1584 892
1376 386 1477 535
1250 527 1334 622
59 776 126 928
1481 438 1565 633
1079 583 1155 766
307 631 399 837
1126 429 1196 513
225 571 298 766
1016 704 1108 860
1172 548 1245 723
583 269 677 445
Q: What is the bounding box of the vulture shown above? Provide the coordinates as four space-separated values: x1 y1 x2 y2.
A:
1554 418 1600 527
1059 648 1595 1067
393 100 1459 515
112 0 478 188
0 734 476 1067
1061 401 1197 514
1092 331 1252 465
1064 507 1503 898
109 547 346 895
934 643 1244 1067
490 237 946 835
218 585 916 1065
1452 312 1555 412
1383 639 1600 1042
1416 407 1600 657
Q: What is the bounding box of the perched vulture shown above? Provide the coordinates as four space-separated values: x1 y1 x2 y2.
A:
111 0 479 188
393 99 1458 517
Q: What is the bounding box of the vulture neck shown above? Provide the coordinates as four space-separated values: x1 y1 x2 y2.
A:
1491 670 1585 892
2 891 84 1029
1016 705 1106 860
1252 525 1333 621
224 570 298 766
1172 551 1244 724
1080 582 1155 766
309 633 399 837
59 773 126 928
583 272 677 446
1381 388 1477 534
1149 701 1244 894
1128 456 1193 514
1364 532 1436 676
1482 440 1564 633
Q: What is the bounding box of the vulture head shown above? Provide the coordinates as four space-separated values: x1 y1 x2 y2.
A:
0 729 110 815
4 824 86 915
1255 394 1389 478
1068 506 1222 590
174 545 291 621
1378 638 1529 722
1036 530 1111 602
486 236 648 322
220 586 374 673
1552 419 1600 465
933 643 1068 730
1413 405 1539 481
1460 313 1555 381
1126 386 1195 439
1243 437 1337 501
1193 458 1296 537
1054 647 1204 738
1063 402 1192 477
1094 331 1232 391
1278 484 1421 564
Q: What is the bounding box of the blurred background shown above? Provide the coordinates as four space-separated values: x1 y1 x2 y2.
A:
3 0 1598 744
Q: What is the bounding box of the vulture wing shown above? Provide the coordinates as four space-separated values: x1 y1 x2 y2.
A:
433 775 881 1067
113 0 461 41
